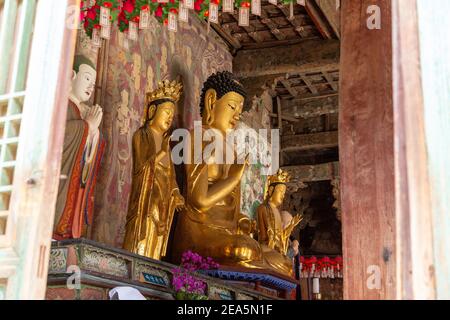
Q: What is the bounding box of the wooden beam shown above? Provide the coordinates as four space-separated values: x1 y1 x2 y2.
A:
277 4 311 39
269 113 300 123
277 96 283 134
210 23 242 53
234 39 340 78
282 131 338 152
340 0 396 300
260 9 286 41
305 0 336 39
300 73 319 94
284 95 338 118
280 78 298 97
322 71 338 91
282 161 339 185
230 14 263 44
315 0 341 39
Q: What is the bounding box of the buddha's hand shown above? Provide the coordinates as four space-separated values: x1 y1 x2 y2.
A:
85 104 103 132
162 133 172 154
291 214 303 228
237 216 256 235
228 155 249 181
174 190 185 212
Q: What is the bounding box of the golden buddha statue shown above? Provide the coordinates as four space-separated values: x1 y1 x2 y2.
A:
256 169 303 276
123 80 185 260
171 72 264 268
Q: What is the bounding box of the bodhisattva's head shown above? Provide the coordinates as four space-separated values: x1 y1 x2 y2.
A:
268 183 287 208
147 100 175 133
71 55 97 103
200 71 247 134
145 80 183 134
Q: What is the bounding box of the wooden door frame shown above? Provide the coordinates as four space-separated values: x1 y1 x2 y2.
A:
1 0 79 299
340 0 449 300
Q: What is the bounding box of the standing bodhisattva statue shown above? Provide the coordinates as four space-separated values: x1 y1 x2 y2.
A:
123 80 185 260
256 169 303 276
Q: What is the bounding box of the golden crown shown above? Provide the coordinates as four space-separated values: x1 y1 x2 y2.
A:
146 80 183 105
267 169 290 186
264 169 290 201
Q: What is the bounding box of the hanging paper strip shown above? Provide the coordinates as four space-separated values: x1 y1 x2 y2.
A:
251 0 261 16
209 3 219 24
184 0 194 10
300 256 343 279
128 21 138 40
179 3 189 22
239 7 250 27
168 12 178 32
139 6 151 29
123 36 130 50
100 6 111 27
92 28 102 47
223 0 234 13
101 25 111 39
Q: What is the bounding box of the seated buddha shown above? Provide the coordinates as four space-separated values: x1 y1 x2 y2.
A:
171 71 264 269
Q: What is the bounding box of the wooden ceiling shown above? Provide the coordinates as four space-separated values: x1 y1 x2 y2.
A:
274 69 339 101
213 1 338 52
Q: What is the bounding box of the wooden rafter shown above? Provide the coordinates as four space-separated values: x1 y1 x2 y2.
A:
211 23 242 53
280 78 298 97
300 73 319 94
260 10 286 41
322 71 338 91
277 4 310 39
304 0 336 39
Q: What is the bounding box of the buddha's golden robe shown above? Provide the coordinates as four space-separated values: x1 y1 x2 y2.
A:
123 124 179 260
257 203 294 276
172 129 264 268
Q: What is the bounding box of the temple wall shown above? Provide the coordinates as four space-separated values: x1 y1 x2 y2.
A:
85 17 233 247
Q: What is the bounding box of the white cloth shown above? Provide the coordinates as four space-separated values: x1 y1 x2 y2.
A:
108 287 146 300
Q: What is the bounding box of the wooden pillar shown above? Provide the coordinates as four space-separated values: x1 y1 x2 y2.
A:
339 0 396 299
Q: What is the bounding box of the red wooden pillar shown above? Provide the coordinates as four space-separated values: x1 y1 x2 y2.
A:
339 0 396 299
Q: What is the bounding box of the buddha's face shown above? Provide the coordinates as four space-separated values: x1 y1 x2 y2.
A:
204 90 245 134
149 101 175 133
269 184 287 207
71 64 96 103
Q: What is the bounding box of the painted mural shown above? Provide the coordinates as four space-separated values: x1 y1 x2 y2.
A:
239 92 274 219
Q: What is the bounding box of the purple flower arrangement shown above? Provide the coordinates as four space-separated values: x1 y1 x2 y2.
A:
172 251 220 300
